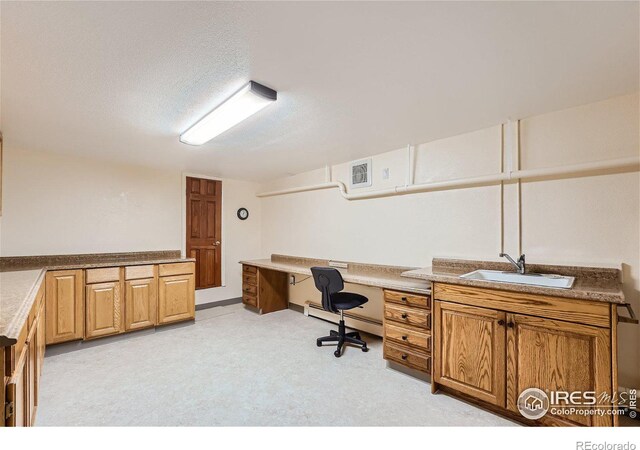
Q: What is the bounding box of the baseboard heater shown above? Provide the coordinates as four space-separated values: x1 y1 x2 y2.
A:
304 301 383 337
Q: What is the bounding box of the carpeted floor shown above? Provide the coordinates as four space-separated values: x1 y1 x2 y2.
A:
37 304 516 426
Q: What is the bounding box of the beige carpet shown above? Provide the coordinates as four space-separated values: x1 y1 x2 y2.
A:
37 304 516 426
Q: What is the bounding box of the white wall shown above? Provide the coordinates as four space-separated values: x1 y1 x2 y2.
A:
0 147 262 305
259 93 640 388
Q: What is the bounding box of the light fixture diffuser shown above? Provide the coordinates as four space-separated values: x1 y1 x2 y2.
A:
180 81 277 145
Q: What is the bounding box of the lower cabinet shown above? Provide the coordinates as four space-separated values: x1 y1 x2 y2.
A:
85 280 124 339
125 277 158 331
506 313 612 427
433 301 506 406
432 282 616 427
45 269 84 344
158 273 195 324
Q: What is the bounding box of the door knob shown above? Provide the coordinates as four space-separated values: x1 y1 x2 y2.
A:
215 241 221 246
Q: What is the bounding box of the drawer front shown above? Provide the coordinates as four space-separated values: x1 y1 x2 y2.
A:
243 293 257 307
86 267 120 284
385 303 431 329
243 265 257 275
125 265 155 280
384 342 431 373
242 284 257 296
159 262 195 277
385 322 430 351
243 273 257 286
385 290 431 309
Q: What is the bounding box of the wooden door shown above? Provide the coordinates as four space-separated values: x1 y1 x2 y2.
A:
158 274 195 324
434 301 506 407
125 278 157 331
186 176 222 289
6 348 28 426
506 313 613 426
27 326 37 425
45 270 84 344
85 281 124 339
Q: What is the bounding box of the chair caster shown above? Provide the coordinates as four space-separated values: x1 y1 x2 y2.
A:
334 350 342 358
361 345 369 352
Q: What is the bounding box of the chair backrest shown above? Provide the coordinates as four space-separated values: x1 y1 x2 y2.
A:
310 267 344 313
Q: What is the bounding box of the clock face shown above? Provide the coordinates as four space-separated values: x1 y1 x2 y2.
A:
237 207 249 220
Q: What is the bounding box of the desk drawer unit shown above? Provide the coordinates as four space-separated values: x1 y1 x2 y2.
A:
241 264 289 314
242 265 258 308
383 289 431 373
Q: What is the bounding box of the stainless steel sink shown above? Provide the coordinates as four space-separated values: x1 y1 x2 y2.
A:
460 269 575 289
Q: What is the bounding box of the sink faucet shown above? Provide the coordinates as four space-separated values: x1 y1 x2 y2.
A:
499 253 526 274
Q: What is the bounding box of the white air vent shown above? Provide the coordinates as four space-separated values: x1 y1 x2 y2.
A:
350 158 372 188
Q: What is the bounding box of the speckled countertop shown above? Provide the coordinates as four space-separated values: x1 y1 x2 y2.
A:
240 254 431 295
401 258 625 304
0 270 46 346
0 251 194 346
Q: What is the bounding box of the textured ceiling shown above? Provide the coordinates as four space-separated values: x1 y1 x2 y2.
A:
1 1 638 181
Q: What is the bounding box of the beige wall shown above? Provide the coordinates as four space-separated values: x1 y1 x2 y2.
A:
259 93 640 388
0 147 262 305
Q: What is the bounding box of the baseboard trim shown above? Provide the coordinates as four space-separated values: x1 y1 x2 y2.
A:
196 297 242 310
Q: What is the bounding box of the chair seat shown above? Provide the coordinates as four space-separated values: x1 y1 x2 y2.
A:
330 291 368 310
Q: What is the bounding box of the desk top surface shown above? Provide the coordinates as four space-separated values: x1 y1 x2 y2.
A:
240 254 431 295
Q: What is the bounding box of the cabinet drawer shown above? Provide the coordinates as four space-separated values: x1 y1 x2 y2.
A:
243 265 257 275
243 293 257 307
159 262 195 277
125 265 155 280
86 267 120 284
384 303 431 329
243 284 257 296
385 290 431 309
385 322 430 351
384 342 431 373
243 273 257 286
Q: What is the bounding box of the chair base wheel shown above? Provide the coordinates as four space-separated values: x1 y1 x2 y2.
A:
334 350 342 357
361 345 369 352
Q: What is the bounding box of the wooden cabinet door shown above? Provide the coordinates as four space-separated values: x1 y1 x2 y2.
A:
27 327 37 426
6 348 28 427
125 278 157 331
434 301 506 407
36 304 46 379
506 313 613 426
45 270 84 344
85 281 124 339
158 274 195 324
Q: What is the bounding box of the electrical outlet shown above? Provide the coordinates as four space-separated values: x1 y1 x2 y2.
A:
382 168 390 180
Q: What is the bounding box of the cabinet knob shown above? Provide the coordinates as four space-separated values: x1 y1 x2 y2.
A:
498 319 505 326
401 335 408 341
401 354 408 360
401 297 407 301
507 322 515 328
401 313 408 319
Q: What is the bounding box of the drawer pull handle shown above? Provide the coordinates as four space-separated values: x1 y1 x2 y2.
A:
401 335 408 341
401 297 407 301
401 354 408 360
401 313 408 319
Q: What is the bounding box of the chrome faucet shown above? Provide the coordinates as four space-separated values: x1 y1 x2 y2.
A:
499 253 526 274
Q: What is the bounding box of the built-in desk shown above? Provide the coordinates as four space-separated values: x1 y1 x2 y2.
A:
239 254 433 374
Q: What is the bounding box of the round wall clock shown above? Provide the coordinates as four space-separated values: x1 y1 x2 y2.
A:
237 207 249 220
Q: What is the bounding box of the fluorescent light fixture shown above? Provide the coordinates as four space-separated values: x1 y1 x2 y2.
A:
180 81 277 145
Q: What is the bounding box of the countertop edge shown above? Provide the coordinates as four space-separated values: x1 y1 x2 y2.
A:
2 268 47 345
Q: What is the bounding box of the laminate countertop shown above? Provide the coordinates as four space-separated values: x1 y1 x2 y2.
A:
401 258 626 304
240 254 431 295
0 253 194 346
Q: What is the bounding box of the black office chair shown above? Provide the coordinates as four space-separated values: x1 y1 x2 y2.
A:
310 267 369 357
